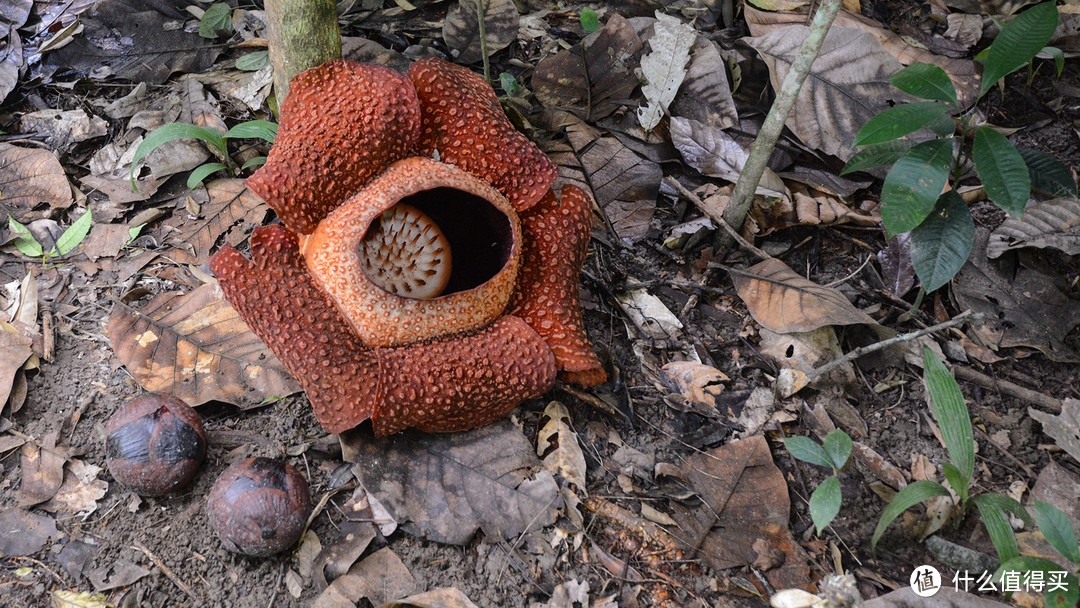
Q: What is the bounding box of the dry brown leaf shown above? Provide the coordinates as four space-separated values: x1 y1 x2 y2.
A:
107 282 301 407
541 112 660 242
18 440 67 506
0 508 59 556
533 14 642 121
730 258 882 334
987 197 1080 259
0 143 73 221
19 109 107 149
659 361 728 414
637 12 695 131
756 183 880 230
162 179 270 265
81 223 135 261
1029 399 1080 463
759 326 857 388
537 401 588 527
0 328 32 410
0 2 29 105
345 419 559 545
670 36 738 131
379 588 480 608
442 0 518 65
314 548 419 608
1031 462 1080 531
862 587 1012 607
670 116 785 194
671 435 812 589
39 459 108 516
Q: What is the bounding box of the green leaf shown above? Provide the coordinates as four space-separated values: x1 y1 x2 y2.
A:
822 430 853 470
199 2 233 39
980 1 1059 94
54 209 92 256
499 72 522 96
810 476 842 535
872 480 953 550
841 140 915 174
890 63 958 106
996 556 1079 606
130 123 227 186
223 120 277 143
235 50 269 72
973 127 1030 217
909 190 974 293
1036 500 1080 564
240 156 267 171
941 463 969 505
1018 147 1077 198
784 436 833 468
854 102 953 146
1039 46 1065 78
8 215 43 257
126 223 146 247
881 138 955 236
580 8 599 34
973 494 1021 563
922 346 975 483
186 163 227 189
929 113 956 137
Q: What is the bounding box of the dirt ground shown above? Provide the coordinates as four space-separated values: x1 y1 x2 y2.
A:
3 1 1080 607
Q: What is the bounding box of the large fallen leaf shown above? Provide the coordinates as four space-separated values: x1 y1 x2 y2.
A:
44 1 221 83
954 230 1080 362
0 143 73 222
314 548 420 608
637 12 695 131
730 258 883 334
0 1 29 105
670 435 812 589
161 180 271 265
1029 399 1080 463
537 401 588 528
670 116 785 195
380 588 480 608
743 25 910 161
0 508 58 556
670 36 738 130
107 283 301 407
541 112 660 242
19 109 107 149
533 14 642 121
744 6 979 107
442 0 518 65
345 419 560 545
987 198 1080 258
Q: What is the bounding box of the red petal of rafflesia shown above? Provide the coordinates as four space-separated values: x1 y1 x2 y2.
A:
245 60 421 234
509 186 606 387
211 226 557 437
407 57 557 213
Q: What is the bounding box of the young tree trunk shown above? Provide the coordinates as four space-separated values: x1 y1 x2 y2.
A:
264 0 342 102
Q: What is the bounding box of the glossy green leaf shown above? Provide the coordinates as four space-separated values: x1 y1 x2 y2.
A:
854 102 953 146
973 494 1023 563
224 120 277 143
929 113 956 137
186 163 227 189
980 1 1059 94
872 480 952 550
810 476 842 535
784 436 832 468
996 556 1079 606
942 462 969 505
240 156 267 171
130 123 227 186
909 190 974 292
923 346 975 482
1047 576 1080 608
822 430 853 470
580 8 599 33
1036 500 1080 564
1039 46 1065 78
881 138 955 236
841 140 915 174
54 209 92 256
235 50 269 71
199 2 233 39
891 62 958 105
1018 147 1077 197
8 216 42 257
973 127 1030 217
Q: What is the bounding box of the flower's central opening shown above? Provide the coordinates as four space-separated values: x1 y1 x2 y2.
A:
359 187 514 299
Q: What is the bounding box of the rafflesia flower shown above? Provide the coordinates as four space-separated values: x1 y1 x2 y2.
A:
209 57 606 437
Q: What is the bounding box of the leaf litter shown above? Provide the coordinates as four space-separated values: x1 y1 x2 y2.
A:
2 0 1080 606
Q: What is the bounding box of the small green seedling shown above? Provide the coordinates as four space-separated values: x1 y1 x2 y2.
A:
199 3 233 39
8 211 92 263
129 119 277 190
872 347 1033 565
784 429 853 535
994 500 1080 608
580 8 600 34
843 2 1070 296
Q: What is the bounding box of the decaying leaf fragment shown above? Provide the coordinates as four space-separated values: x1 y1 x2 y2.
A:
0 143 73 221
659 361 728 414
107 282 301 407
987 197 1080 259
1029 399 1080 463
637 12 695 131
669 116 785 195
161 179 271 265
537 401 588 527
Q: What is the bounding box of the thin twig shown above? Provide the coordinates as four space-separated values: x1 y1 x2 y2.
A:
804 311 986 385
953 366 1062 414
662 177 772 261
475 0 490 83
132 540 199 602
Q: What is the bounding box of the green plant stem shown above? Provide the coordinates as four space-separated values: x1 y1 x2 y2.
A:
475 0 490 82
264 0 342 101
722 0 843 239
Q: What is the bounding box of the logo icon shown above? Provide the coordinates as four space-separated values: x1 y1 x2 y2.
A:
911 565 942 597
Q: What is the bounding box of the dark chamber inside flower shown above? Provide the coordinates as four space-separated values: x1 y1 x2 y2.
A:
360 186 515 298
